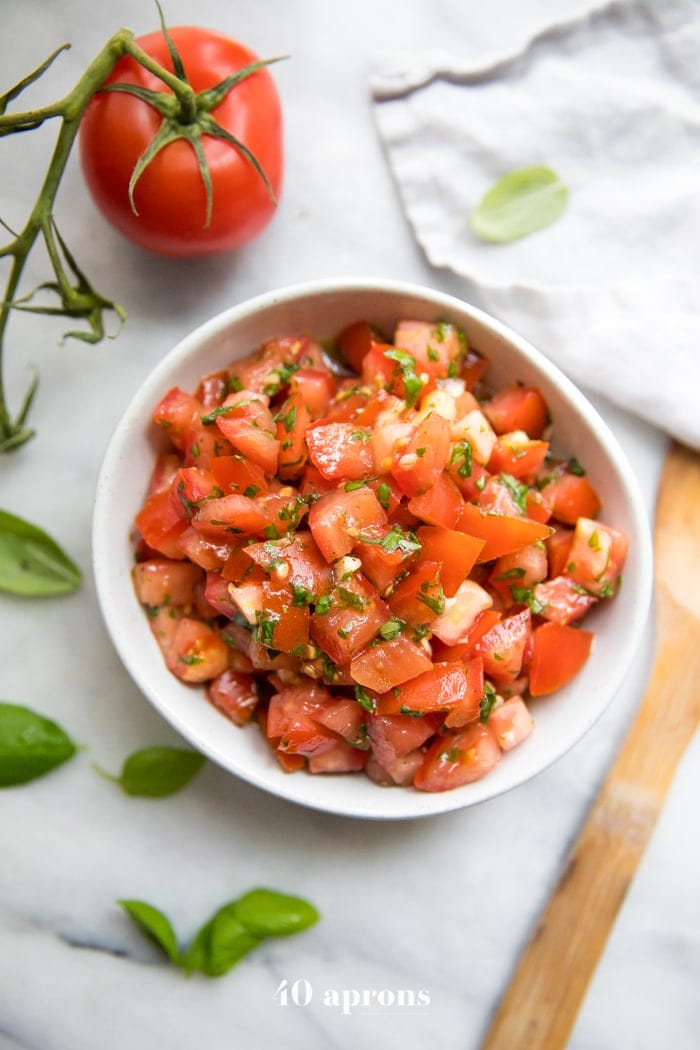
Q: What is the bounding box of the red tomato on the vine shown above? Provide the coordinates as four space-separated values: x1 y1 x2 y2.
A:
79 27 283 257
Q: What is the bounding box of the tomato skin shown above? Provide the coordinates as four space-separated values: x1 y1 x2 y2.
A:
308 487 387 562
484 385 549 438
79 28 283 257
529 622 595 696
207 670 259 726
414 724 501 791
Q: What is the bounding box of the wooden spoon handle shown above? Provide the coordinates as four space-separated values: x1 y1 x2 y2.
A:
480 591 700 1050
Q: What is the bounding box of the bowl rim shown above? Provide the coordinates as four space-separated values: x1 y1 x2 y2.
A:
92 276 653 820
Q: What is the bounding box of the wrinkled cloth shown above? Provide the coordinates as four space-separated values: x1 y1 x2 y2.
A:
371 0 700 449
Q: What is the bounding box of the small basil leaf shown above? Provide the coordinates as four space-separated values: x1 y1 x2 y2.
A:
472 166 568 243
113 746 206 798
118 899 181 965
0 509 82 596
234 888 320 938
183 903 260 977
0 702 76 786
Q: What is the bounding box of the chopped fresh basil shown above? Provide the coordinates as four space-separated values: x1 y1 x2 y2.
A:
376 482 392 510
379 617 405 641
450 440 473 479
314 594 333 615
567 457 586 476
479 683 497 723
354 685 376 713
500 473 529 514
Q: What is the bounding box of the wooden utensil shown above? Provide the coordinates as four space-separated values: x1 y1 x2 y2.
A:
481 441 700 1050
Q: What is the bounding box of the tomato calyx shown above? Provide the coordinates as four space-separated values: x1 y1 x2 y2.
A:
100 9 286 228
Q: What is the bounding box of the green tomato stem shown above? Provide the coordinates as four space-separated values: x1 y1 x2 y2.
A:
0 26 198 452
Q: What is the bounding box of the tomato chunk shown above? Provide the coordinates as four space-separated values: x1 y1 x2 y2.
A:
308 487 387 562
350 635 432 692
457 502 552 562
414 724 501 791
488 697 534 751
529 622 594 696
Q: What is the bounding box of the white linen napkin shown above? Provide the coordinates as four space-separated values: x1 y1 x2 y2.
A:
370 0 700 450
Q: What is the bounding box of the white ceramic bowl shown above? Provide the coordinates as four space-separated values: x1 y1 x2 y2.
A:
93 278 652 820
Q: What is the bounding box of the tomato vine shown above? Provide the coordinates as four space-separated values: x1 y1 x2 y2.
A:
0 5 280 453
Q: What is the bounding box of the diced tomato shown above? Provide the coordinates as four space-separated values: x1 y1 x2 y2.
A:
212 392 279 475
350 634 432 692
308 740 367 774
258 580 310 654
534 575 598 625
546 526 574 578
310 575 389 665
245 531 332 594
306 422 375 481
387 560 444 626
416 525 485 598
256 706 306 773
147 606 181 658
529 622 594 696
308 487 387 562
165 618 229 683
353 523 420 595
378 662 467 714
444 657 485 728
365 749 425 787
450 409 497 465
179 527 230 571
134 488 188 559
152 386 204 450
474 609 531 685
488 433 549 479
273 392 310 482
267 684 337 756
407 472 464 529
457 502 552 562
194 370 228 409
336 319 387 373
489 544 548 604
132 559 203 607
565 518 628 597
414 724 501 791
430 579 493 646
487 697 534 751
541 472 602 526
228 335 321 396
484 384 550 438
391 414 451 497
205 573 253 619
209 454 269 497
459 348 488 390
207 670 259 726
393 319 465 378
525 487 554 524
147 452 181 496
289 368 337 419
192 494 272 541
365 712 440 765
312 698 366 747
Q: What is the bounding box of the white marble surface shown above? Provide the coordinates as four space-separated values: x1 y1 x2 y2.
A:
0 1 696 1048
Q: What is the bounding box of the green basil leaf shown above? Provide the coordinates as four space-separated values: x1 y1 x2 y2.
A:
118 899 181 965
0 702 76 786
183 903 261 977
472 166 568 243
0 509 81 596
105 746 206 798
234 888 320 938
